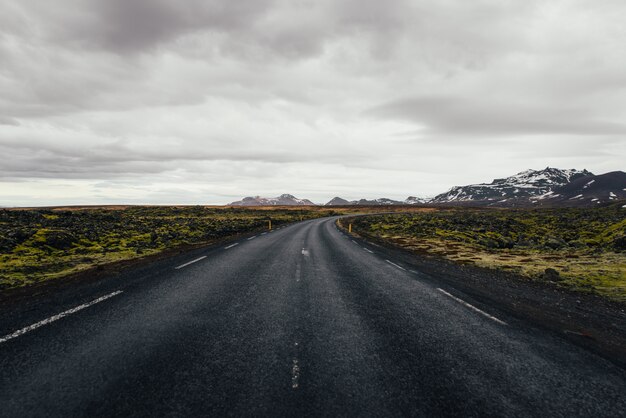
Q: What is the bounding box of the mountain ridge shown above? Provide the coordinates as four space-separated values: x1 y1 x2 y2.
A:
430 167 596 206
226 168 624 208
228 194 316 206
324 197 429 206
532 171 626 207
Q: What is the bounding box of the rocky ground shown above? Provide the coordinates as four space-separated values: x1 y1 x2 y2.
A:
339 215 626 367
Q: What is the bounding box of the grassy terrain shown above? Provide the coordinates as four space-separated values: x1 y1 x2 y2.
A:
0 206 337 290
343 204 626 302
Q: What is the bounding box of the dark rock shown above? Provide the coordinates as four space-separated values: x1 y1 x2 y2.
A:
0 236 13 253
612 235 626 251
543 268 562 282
544 237 566 250
478 237 499 249
43 230 77 250
500 237 515 249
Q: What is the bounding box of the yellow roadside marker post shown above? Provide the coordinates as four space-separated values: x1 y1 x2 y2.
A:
268 220 272 230
348 223 352 233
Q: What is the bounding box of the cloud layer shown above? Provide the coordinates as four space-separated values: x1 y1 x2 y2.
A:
1 0 625 205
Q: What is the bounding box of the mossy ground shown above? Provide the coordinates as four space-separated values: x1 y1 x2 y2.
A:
345 204 626 302
0 206 335 290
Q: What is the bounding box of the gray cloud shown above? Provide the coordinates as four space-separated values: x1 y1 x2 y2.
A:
0 0 625 205
0 116 19 126
367 96 626 136
8 0 274 53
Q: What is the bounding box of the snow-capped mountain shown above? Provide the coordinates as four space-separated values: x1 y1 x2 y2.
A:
431 168 594 206
229 194 429 207
355 198 404 205
325 196 428 205
225 168 621 208
324 197 402 205
533 171 626 206
228 194 316 206
325 197 353 206
404 196 428 205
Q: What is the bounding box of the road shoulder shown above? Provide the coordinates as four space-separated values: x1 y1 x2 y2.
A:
338 221 626 369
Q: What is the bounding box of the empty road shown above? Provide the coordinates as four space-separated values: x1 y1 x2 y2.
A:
1 217 625 417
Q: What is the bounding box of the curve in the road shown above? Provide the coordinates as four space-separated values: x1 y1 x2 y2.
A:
0 217 625 417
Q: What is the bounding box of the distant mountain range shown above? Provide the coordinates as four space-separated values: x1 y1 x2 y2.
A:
228 194 427 206
227 168 625 208
324 196 428 206
228 194 315 206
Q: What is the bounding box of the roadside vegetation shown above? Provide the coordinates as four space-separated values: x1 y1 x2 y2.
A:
343 204 626 302
0 206 336 290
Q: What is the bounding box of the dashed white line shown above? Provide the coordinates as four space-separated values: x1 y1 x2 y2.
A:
385 259 406 271
295 263 302 282
0 291 123 344
291 359 300 389
437 288 507 325
351 240 358 245
224 243 239 249
247 236 256 240
261 232 268 235
362 247 374 253
301 248 309 256
174 256 207 269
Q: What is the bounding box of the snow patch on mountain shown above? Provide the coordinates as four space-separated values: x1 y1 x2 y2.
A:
431 167 594 205
404 196 428 204
534 171 626 206
229 194 316 206
324 196 429 206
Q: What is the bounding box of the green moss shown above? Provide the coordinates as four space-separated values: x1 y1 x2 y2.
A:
348 204 626 302
0 206 332 290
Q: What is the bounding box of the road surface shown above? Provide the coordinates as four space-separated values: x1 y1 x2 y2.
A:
1 217 625 417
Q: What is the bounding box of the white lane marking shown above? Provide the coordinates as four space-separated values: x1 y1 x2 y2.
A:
261 232 267 235
437 288 507 325
224 243 239 249
174 256 207 270
0 291 123 344
301 248 309 256
362 247 374 253
291 358 300 389
385 260 406 271
351 240 358 245
247 236 256 240
409 270 419 275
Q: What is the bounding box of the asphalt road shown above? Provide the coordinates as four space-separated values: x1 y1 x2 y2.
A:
1 217 625 417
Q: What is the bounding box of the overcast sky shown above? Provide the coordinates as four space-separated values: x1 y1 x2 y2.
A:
1 0 625 206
